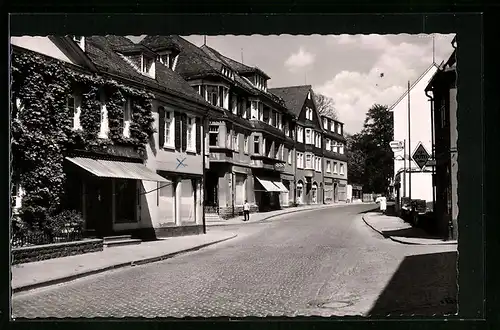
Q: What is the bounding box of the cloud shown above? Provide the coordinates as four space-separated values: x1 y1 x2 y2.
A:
337 34 356 45
315 34 454 134
284 47 315 72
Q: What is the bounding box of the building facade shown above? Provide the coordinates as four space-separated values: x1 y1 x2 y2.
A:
141 36 296 218
425 36 458 239
270 86 345 205
320 115 348 203
11 35 219 239
390 64 439 212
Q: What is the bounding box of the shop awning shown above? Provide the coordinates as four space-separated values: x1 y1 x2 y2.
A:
272 180 289 193
255 177 282 192
66 157 169 182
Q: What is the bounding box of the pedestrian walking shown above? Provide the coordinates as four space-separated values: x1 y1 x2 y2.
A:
376 196 387 214
243 200 250 221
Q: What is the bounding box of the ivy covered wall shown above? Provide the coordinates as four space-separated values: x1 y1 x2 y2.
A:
11 50 156 228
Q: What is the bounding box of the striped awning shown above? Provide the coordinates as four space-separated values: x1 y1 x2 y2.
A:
272 180 289 193
255 177 282 192
66 157 168 182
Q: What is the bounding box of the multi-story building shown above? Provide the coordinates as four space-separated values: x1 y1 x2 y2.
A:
389 63 439 212
11 35 220 239
320 114 348 202
425 36 458 239
270 85 327 205
141 36 296 218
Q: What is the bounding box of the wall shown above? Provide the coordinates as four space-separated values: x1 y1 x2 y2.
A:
11 36 75 64
12 239 103 265
393 66 438 177
397 171 434 203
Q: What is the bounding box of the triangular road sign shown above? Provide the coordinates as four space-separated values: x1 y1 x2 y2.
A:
412 142 430 170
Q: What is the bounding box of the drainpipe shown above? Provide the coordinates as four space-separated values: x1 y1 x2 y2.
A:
202 113 207 235
425 89 437 215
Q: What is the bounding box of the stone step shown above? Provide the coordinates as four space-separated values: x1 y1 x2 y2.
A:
104 238 142 248
103 235 133 243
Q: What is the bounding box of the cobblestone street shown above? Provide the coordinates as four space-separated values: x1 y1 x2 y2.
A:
12 204 457 318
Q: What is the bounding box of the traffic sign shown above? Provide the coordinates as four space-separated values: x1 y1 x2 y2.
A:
412 143 430 170
389 140 404 152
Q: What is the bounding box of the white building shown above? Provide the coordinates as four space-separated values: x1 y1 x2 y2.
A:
390 64 438 209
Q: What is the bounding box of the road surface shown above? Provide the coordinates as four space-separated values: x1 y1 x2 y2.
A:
12 204 457 318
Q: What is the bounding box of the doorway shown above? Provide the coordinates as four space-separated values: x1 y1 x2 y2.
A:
85 177 113 237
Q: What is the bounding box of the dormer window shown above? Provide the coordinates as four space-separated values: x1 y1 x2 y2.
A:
159 54 171 67
142 56 154 75
305 107 313 121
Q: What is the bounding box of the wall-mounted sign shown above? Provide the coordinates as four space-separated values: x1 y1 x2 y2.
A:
412 142 430 170
389 140 404 152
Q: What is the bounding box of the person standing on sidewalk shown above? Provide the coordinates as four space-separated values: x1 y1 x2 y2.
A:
376 195 387 214
243 200 250 221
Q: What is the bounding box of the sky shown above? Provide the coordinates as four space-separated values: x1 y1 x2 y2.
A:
129 34 455 134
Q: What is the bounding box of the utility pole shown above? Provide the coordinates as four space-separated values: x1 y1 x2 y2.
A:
203 35 207 46
407 80 412 201
403 139 406 199
241 48 244 64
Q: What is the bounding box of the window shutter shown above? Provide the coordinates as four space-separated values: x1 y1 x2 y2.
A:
196 117 201 154
175 112 181 150
181 114 187 152
158 107 165 148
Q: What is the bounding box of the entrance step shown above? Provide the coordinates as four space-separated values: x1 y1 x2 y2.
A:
205 213 223 222
103 235 142 248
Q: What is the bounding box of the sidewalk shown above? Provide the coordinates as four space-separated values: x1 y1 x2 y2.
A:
362 212 458 245
11 230 237 294
207 202 363 226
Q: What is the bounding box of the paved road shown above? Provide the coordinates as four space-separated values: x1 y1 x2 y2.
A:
12 204 457 318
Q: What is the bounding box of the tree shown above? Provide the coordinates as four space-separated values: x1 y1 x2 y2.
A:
360 104 394 193
314 93 338 120
346 104 393 194
345 133 365 185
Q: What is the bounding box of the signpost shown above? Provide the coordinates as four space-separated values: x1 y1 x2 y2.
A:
389 140 404 152
412 142 431 170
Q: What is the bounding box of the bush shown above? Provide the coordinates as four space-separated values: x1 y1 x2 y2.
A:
46 210 84 237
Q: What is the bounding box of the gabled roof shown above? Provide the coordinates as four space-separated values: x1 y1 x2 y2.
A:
85 36 212 108
141 35 224 81
268 85 312 117
200 45 271 79
388 63 439 110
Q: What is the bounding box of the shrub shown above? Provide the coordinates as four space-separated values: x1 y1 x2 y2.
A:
46 210 85 238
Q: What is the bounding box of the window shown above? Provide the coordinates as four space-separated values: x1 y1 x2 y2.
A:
278 113 283 130
326 160 332 173
263 138 267 156
258 103 264 121
288 149 292 164
251 101 259 119
332 140 338 153
334 162 338 174
323 118 328 130
159 54 170 67
207 86 219 107
307 92 311 100
330 122 335 132
232 132 238 151
180 179 196 223
231 95 238 115
122 98 132 138
306 154 312 168
305 129 312 144
326 138 331 151
297 153 304 169
142 56 153 75
209 125 219 146
338 143 344 154
254 136 260 154
67 95 82 130
160 107 175 148
336 123 342 134
284 121 290 136
159 179 175 223
297 126 304 143
186 117 196 152
72 35 83 44
340 163 345 175
315 133 321 148
305 107 313 120
244 135 249 154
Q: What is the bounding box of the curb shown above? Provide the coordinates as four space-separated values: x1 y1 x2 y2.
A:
208 203 360 227
12 234 238 294
361 214 457 246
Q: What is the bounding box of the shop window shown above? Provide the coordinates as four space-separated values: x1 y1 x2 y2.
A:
158 179 175 223
235 174 246 206
312 183 318 204
180 179 195 223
